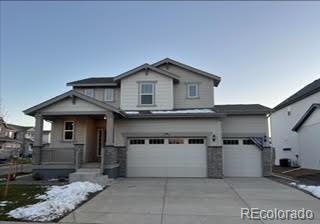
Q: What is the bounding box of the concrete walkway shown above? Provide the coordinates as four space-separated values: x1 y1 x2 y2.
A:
60 178 320 224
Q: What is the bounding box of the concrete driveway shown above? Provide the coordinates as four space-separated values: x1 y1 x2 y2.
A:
61 178 320 224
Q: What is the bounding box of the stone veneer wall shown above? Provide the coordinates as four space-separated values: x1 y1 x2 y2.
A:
207 146 223 178
262 146 273 176
117 147 127 177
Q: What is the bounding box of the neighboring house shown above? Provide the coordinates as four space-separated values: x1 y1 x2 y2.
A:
0 118 22 159
292 104 320 170
270 78 320 167
8 126 51 156
24 58 272 179
7 124 34 156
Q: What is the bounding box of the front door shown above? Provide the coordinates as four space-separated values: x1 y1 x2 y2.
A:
96 128 105 158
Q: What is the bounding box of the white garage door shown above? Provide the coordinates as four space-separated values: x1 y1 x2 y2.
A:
223 138 262 177
127 137 207 177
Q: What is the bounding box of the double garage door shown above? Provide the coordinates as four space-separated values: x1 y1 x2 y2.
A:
127 137 262 177
127 137 207 177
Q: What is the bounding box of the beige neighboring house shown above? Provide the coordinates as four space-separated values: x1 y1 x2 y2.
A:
24 58 272 179
0 118 23 159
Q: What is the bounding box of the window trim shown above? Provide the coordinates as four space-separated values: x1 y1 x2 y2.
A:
104 88 114 102
187 83 199 99
138 82 156 106
84 89 94 97
63 121 74 141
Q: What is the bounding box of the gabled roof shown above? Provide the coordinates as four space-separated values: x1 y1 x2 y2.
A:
214 104 271 115
24 90 125 116
273 78 320 112
67 77 117 87
152 58 221 87
114 63 180 82
0 117 10 129
292 104 320 132
7 124 33 131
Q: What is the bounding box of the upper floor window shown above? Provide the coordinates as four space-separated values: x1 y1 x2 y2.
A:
187 83 199 98
63 121 74 141
139 82 155 105
104 88 114 102
84 89 94 97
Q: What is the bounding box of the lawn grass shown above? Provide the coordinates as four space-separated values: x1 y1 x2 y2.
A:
0 184 46 221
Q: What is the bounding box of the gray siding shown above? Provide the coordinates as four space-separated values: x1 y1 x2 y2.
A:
158 64 214 109
50 117 87 148
221 115 268 137
74 87 120 108
120 70 174 110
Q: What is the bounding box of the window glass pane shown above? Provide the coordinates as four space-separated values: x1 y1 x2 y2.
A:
188 139 204 144
105 88 114 101
243 139 255 145
189 85 197 97
84 89 94 97
65 122 74 130
223 139 239 145
64 131 73 140
129 139 145 144
169 138 184 144
141 95 153 104
141 84 153 94
149 139 164 144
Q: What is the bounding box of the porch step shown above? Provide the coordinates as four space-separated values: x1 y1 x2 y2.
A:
81 163 100 168
69 169 112 187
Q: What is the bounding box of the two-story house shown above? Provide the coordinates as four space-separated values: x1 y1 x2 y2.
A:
24 58 272 179
0 117 22 159
271 78 320 169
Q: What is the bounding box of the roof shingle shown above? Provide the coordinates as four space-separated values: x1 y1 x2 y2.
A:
67 77 116 86
214 104 271 115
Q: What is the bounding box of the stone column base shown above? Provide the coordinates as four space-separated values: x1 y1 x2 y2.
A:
103 145 119 178
117 147 127 177
32 146 42 165
262 146 273 176
207 146 223 178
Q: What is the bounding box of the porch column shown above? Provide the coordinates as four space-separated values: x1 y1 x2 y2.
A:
101 113 119 177
33 114 43 165
106 113 114 145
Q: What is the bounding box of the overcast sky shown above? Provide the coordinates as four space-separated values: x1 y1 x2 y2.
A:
1 1 319 129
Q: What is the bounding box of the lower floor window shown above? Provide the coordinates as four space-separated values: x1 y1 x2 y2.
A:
63 121 74 141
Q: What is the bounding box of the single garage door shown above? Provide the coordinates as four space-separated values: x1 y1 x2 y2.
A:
127 137 207 177
223 138 262 177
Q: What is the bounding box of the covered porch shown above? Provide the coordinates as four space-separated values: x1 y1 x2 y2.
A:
24 90 124 178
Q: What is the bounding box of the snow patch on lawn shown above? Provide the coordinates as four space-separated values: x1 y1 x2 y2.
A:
290 182 320 198
152 109 215 114
8 181 102 221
